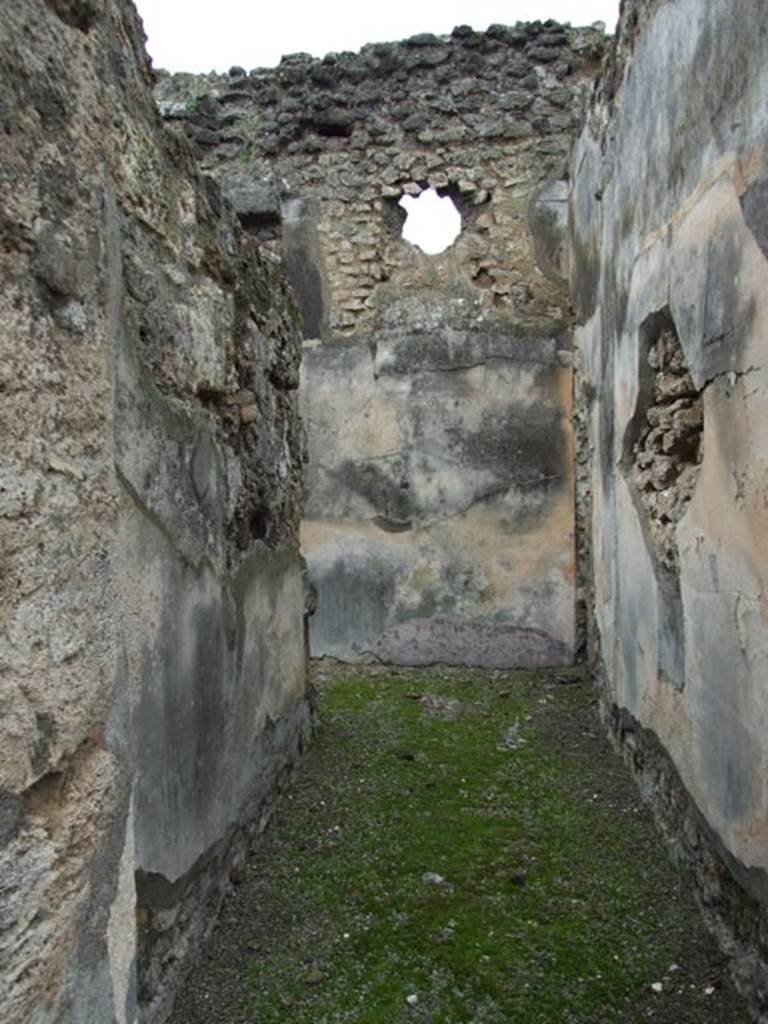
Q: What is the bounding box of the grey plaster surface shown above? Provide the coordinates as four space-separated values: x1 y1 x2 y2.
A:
302 293 575 666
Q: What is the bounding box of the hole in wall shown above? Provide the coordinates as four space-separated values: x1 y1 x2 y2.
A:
249 505 270 541
399 187 461 255
238 209 282 242
315 122 353 138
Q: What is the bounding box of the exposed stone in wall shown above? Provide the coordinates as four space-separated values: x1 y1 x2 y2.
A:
570 0 768 1012
157 23 603 340
0 2 309 1021
630 316 703 575
156 22 605 667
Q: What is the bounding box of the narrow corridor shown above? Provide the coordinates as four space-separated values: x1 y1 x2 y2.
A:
169 665 748 1024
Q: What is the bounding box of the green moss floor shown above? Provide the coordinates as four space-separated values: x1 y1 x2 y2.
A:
168 664 749 1024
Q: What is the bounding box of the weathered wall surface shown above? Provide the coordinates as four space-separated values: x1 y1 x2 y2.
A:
0 2 309 1021
571 0 768 1011
157 23 605 665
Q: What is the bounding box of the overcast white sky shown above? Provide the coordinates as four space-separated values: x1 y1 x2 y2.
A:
134 1 620 73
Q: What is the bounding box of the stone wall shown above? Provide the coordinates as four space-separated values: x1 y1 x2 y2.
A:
0 2 309 1021
9 0 768 1018
156 22 605 666
570 0 768 1013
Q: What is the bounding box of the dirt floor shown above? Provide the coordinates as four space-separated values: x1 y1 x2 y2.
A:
168 663 751 1024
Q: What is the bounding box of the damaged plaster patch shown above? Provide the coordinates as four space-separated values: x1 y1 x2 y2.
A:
629 313 703 575
740 178 768 261
620 310 704 690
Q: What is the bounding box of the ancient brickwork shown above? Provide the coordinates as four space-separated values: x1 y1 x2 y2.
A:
157 22 604 666
570 0 768 1013
0 2 309 1022
157 24 603 339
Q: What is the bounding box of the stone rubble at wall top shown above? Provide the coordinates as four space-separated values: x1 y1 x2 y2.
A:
155 21 605 341
156 21 605 162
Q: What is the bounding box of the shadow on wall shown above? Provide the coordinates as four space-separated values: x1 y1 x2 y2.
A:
281 196 329 339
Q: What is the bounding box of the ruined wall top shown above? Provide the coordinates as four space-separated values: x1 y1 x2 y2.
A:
155 21 606 340
581 0 673 138
156 21 605 162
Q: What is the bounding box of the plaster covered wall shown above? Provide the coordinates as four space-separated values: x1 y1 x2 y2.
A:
157 23 606 666
0 2 309 1021
571 0 768 1010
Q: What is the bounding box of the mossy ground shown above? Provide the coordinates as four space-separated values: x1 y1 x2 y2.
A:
169 664 749 1024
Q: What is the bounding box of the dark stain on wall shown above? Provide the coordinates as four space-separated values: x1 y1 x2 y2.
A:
312 554 398 652
336 458 413 522
741 177 768 261
135 583 229 839
455 401 566 490
0 792 23 847
674 223 756 385
282 198 328 339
